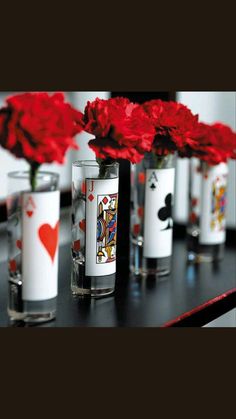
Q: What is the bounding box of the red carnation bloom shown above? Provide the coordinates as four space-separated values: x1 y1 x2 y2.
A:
211 123 236 160
0 92 84 165
180 122 236 165
0 109 8 140
84 97 155 164
143 100 199 156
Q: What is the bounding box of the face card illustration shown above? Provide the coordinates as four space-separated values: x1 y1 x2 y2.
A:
199 163 228 245
210 178 227 232
97 194 118 264
143 168 175 258
85 178 119 277
22 191 60 301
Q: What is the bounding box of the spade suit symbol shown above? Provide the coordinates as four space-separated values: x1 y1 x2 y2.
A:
158 193 173 230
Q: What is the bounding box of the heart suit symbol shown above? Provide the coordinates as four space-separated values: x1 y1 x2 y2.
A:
27 211 33 217
16 240 22 250
79 219 86 232
38 221 59 263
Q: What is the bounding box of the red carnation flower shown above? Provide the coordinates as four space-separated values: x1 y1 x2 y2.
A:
0 92 84 165
210 123 236 160
180 122 236 165
84 97 155 164
0 109 8 140
143 100 199 156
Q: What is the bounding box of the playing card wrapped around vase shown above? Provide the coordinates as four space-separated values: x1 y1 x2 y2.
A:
183 122 236 263
7 171 60 322
130 152 176 276
0 92 84 322
71 161 119 297
187 159 229 262
131 99 200 277
72 96 155 296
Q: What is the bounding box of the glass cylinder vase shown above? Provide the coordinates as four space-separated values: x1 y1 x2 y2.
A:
71 161 119 297
7 171 60 323
187 160 228 262
130 153 176 277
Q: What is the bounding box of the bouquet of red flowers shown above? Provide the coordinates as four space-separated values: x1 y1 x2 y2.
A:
142 99 199 156
0 92 84 189
179 121 236 165
142 99 236 165
83 97 155 165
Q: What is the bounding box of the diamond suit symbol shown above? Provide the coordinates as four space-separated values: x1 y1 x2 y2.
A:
102 197 108 205
88 194 94 202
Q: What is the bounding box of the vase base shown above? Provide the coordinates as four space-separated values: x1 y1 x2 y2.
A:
187 231 225 263
187 251 224 263
130 240 171 277
8 309 56 324
7 294 57 324
187 251 214 263
72 285 115 298
71 259 116 298
130 266 170 278
8 309 25 322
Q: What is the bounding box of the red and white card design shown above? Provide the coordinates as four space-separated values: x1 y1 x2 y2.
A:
22 191 60 301
199 163 228 245
85 178 119 277
143 168 175 258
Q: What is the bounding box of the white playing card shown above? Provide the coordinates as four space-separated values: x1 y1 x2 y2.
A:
85 177 119 277
22 191 60 301
143 168 175 258
199 163 228 245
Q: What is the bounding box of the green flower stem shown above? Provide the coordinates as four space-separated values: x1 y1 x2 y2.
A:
97 157 114 179
154 152 166 169
29 162 40 192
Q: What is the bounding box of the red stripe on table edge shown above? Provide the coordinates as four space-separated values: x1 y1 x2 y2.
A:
162 288 236 327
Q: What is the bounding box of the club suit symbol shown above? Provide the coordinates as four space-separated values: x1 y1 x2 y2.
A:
148 171 158 191
158 193 173 230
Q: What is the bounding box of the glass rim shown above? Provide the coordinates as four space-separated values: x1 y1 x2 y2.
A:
144 151 177 159
7 170 60 180
72 160 119 168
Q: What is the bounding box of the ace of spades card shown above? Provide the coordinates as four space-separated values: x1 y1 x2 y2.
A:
85 177 119 277
22 191 60 301
143 168 175 258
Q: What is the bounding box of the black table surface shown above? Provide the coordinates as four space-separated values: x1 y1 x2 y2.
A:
0 239 235 327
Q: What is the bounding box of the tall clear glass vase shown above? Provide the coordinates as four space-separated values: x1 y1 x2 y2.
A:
71 161 119 297
7 171 60 323
187 160 228 262
130 152 176 277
